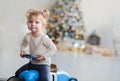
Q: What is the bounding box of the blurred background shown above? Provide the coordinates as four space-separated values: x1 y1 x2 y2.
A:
0 0 120 81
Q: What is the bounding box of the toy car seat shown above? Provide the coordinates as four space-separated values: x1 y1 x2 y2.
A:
50 64 57 73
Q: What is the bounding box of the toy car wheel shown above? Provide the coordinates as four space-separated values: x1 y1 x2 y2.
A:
7 76 19 81
69 77 78 81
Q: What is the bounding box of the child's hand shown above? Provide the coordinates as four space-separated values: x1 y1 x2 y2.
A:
20 51 26 58
36 54 45 61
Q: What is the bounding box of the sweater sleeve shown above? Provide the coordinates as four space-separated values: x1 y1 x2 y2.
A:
20 34 29 52
43 35 57 60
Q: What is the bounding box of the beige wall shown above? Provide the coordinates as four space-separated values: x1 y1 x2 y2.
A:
81 0 120 51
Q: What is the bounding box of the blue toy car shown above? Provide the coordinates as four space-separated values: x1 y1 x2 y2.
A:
7 54 78 81
18 70 78 81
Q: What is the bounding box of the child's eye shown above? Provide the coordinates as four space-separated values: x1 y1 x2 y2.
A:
28 21 33 23
35 21 39 24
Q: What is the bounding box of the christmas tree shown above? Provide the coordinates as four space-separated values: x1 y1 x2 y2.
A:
47 0 86 52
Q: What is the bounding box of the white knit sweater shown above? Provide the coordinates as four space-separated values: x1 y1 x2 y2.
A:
20 32 57 66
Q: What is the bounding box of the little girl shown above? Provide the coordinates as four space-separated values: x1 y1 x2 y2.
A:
15 9 57 81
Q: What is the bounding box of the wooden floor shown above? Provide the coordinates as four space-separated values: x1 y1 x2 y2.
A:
0 50 120 81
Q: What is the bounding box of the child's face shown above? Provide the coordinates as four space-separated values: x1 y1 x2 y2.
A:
27 15 43 33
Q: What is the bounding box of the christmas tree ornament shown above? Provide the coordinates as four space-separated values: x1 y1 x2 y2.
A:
47 0 86 53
